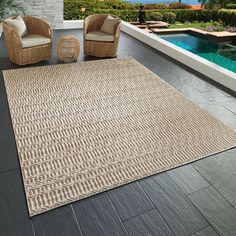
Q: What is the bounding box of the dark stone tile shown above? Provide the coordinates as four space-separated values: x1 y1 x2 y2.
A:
0 79 19 172
118 35 141 51
0 222 34 236
33 205 82 236
223 100 236 115
184 79 211 94
0 170 29 231
140 173 208 236
179 85 231 106
177 84 214 105
168 165 210 195
150 66 169 79
191 226 219 236
108 182 154 221
73 193 128 236
0 34 8 58
124 209 174 236
199 103 236 130
192 81 214 94
189 186 236 236
203 89 232 104
0 132 19 173
192 149 236 187
216 174 236 208
0 80 19 172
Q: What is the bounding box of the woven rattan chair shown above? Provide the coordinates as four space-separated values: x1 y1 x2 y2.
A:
84 14 121 58
3 16 53 65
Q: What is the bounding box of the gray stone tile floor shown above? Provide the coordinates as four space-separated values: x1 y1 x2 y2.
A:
0 29 236 236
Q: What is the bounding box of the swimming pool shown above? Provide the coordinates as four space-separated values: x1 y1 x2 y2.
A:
158 33 236 74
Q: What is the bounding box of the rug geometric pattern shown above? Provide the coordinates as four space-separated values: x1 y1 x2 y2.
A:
3 58 236 216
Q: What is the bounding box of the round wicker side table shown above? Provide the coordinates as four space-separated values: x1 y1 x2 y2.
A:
57 35 80 62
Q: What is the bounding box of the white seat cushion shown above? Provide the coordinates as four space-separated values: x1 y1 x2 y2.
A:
100 15 120 35
21 34 51 48
85 31 114 42
5 16 28 37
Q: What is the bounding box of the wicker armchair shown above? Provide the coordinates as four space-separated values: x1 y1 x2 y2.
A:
3 16 53 65
84 14 121 58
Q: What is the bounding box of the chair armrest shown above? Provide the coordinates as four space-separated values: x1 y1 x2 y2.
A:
114 22 121 39
3 22 23 48
23 16 53 39
83 18 89 39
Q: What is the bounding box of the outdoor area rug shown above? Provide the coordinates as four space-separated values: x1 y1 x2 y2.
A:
3 57 236 216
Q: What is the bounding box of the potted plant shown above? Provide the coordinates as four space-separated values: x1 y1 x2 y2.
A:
0 0 25 37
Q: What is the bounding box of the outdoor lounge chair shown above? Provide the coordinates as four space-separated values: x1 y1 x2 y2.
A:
83 14 121 57
3 16 53 65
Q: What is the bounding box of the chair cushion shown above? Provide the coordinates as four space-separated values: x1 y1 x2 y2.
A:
21 34 51 48
100 15 120 35
86 31 114 42
5 16 28 37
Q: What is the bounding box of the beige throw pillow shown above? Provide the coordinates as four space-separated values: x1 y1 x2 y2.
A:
100 15 120 35
5 16 28 37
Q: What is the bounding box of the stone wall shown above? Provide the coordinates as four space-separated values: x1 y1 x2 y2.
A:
20 0 64 28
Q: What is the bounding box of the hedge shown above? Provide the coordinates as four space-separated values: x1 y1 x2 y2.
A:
64 8 219 23
162 12 176 23
225 4 236 9
90 9 137 21
64 1 236 26
146 12 163 21
218 9 236 26
64 0 136 19
173 10 219 22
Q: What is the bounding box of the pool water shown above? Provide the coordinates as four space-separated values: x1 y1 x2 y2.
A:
158 33 236 73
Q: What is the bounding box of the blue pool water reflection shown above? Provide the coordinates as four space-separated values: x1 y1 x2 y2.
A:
158 33 236 73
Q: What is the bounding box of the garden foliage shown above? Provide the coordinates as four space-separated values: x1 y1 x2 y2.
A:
218 9 236 26
64 0 236 26
225 3 236 9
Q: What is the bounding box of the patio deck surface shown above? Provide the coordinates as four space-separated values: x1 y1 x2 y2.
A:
0 29 236 236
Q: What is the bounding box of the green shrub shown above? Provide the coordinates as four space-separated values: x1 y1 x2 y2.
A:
225 4 236 9
162 12 176 23
168 2 191 9
64 0 235 27
218 9 236 26
176 10 219 23
64 0 94 20
92 9 138 22
199 21 225 32
173 9 197 22
197 10 219 22
64 7 219 23
146 11 163 21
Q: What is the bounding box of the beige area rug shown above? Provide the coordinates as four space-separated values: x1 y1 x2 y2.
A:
3 57 236 216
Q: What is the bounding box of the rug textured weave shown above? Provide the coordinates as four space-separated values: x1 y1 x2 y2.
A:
3 57 236 216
